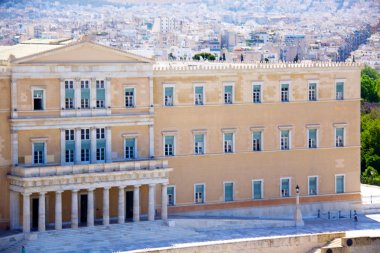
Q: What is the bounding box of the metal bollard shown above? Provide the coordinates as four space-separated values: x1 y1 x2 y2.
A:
350 210 352 218
339 210 341 219
317 209 320 218
328 211 330 220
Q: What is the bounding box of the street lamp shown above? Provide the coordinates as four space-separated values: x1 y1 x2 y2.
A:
294 184 304 227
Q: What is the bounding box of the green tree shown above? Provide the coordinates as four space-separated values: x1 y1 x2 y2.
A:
361 108 380 172
361 66 380 102
192 52 216 61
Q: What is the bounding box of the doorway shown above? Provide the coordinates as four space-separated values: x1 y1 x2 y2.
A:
32 198 39 230
126 191 134 219
80 194 88 224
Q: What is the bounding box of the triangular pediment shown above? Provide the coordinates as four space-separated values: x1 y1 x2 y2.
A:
12 41 154 64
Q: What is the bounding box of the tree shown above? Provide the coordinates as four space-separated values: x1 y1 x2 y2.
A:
361 66 380 102
193 52 216 61
361 108 380 173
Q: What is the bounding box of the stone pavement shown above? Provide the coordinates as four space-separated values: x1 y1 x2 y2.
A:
4 214 380 253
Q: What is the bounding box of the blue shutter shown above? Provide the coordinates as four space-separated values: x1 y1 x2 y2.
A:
253 85 261 92
165 87 173 96
165 136 174 145
65 141 75 150
194 134 204 143
224 183 233 201
336 176 344 193
336 83 344 93
81 140 91 150
253 181 262 199
34 143 44 152
309 129 317 139
195 86 203 94
253 131 261 140
336 128 343 137
224 85 232 93
281 130 289 138
167 186 174 195
65 89 74 98
196 184 204 193
33 90 43 98
97 139 106 149
281 84 289 89
282 179 289 191
125 88 134 94
125 138 135 147
309 177 317 194
96 89 105 100
224 133 233 141
81 88 90 99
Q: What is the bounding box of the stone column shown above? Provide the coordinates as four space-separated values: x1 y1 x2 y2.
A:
133 185 140 222
149 77 154 113
60 78 65 113
148 184 155 221
161 183 168 221
71 190 79 228
90 78 96 110
75 128 81 163
118 186 125 224
105 127 112 163
75 77 81 112
149 125 154 158
55 191 63 230
91 127 97 164
11 129 18 166
103 187 110 226
105 77 111 115
38 192 46 232
22 192 31 233
10 191 20 230
60 129 65 165
87 189 95 227
11 79 18 118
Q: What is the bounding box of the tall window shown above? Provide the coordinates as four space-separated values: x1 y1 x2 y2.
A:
65 129 75 163
96 128 105 139
81 129 90 140
281 83 289 102
33 90 44 110
224 133 234 153
81 149 90 162
33 142 45 164
167 186 175 206
252 180 263 199
252 131 262 151
308 176 318 195
96 80 105 108
194 86 204 105
336 82 344 100
336 175 345 193
281 178 290 197
125 88 135 107
224 182 234 202
164 136 174 156
194 134 205 155
335 128 344 147
280 130 290 150
96 147 105 161
224 85 233 104
125 138 135 159
308 82 317 101
81 129 90 162
65 80 75 109
308 128 317 148
81 80 90 109
194 184 205 204
252 84 261 103
164 87 174 106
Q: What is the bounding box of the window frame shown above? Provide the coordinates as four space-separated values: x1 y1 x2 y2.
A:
334 125 346 147
193 133 206 155
124 136 137 160
335 174 345 194
308 80 318 101
81 129 90 140
280 81 291 102
308 175 318 196
32 141 47 165
252 130 263 152
223 131 235 153
193 83 205 105
223 82 235 104
279 128 291 150
167 185 176 206
124 86 136 108
163 134 176 156
252 82 263 103
32 87 46 111
252 179 264 200
307 128 318 149
223 181 234 202
163 84 175 106
335 80 345 100
280 177 291 197
194 183 206 204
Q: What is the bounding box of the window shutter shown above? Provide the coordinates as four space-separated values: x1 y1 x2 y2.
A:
282 179 289 191
195 86 203 94
309 129 317 139
281 84 289 89
253 181 261 199
253 131 261 140
81 88 90 99
195 134 204 143
97 139 106 149
196 184 204 193
336 82 344 92
253 85 261 92
281 130 289 138
125 88 134 94
167 187 174 195
224 133 233 141
81 140 91 150
336 128 344 137
165 136 174 145
225 183 233 201
96 88 105 100
33 143 44 152
165 87 173 97
336 176 344 193
224 85 232 93
125 138 135 147
33 90 43 98
65 141 75 150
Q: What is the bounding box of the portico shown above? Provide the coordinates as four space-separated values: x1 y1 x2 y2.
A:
9 159 171 233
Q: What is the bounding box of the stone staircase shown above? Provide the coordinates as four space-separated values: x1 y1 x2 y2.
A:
308 235 380 253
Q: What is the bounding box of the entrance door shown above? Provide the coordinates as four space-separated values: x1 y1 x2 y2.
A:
32 198 39 230
126 191 134 219
80 194 88 224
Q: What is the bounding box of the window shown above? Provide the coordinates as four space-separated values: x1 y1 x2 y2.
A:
252 84 261 103
224 133 234 153
194 86 204 105
224 85 233 104
308 82 317 101
164 86 174 106
33 143 45 164
81 149 90 162
336 175 345 193
194 134 205 155
96 147 105 161
167 186 175 206
125 138 135 159
335 128 344 147
65 80 75 109
194 184 205 204
81 129 90 140
81 80 89 89
65 149 74 163
33 90 44 110
281 178 290 197
164 136 174 156
81 99 89 109
280 130 290 150
125 88 135 107
252 131 262 151
308 176 318 195
96 128 105 139
308 128 317 148
224 182 234 202
336 82 344 100
96 80 105 108
81 80 90 109
281 83 289 102
252 180 263 199
65 130 75 141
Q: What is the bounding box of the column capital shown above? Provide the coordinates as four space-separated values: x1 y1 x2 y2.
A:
22 192 31 197
39 191 47 196
90 77 97 82
103 186 111 190
11 129 18 134
134 184 141 189
75 127 82 131
105 77 111 81
56 190 64 194
118 186 126 190
148 183 156 188
87 188 95 192
75 77 80 82
72 189 79 193
161 182 169 187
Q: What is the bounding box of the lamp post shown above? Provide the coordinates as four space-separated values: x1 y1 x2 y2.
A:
294 184 304 226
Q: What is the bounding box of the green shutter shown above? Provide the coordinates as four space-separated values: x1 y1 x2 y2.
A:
33 90 43 98
33 143 44 152
81 140 91 150
125 138 135 147
65 141 75 150
281 130 289 138
165 136 174 145
96 88 105 100
195 184 204 193
336 83 344 93
309 177 317 194
96 139 106 149
253 85 261 92
65 88 74 99
282 179 289 191
194 134 204 143
309 129 317 140
253 131 261 140
336 176 344 193
336 128 344 137
165 87 173 97
81 88 90 99
253 181 262 199
281 83 289 89
224 183 233 201
167 186 174 195
224 133 233 141
309 83 316 89
125 88 134 94
195 86 203 94
224 85 232 93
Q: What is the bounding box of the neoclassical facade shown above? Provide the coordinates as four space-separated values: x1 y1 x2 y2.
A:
0 40 362 233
